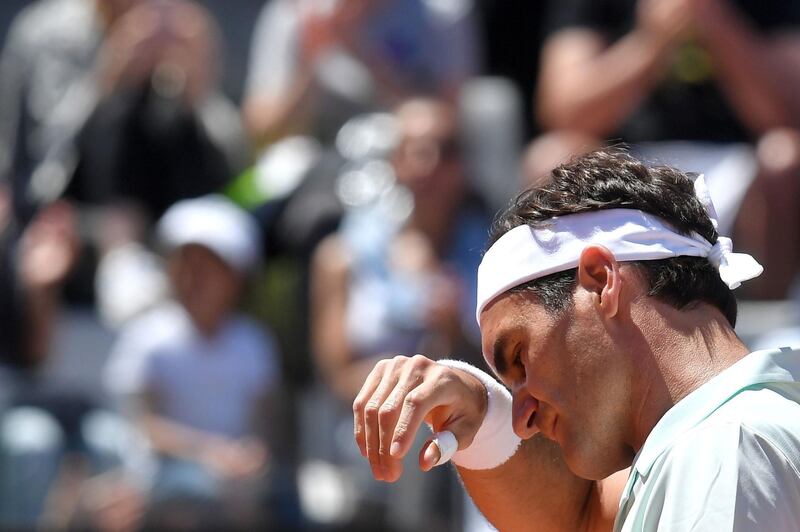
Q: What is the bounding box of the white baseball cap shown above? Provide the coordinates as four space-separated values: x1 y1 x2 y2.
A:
157 195 262 273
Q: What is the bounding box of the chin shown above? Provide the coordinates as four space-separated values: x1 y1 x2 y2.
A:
562 439 631 481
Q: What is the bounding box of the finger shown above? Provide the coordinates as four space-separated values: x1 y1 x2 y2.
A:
419 430 458 472
377 361 427 482
389 381 450 462
353 361 388 458
364 363 401 480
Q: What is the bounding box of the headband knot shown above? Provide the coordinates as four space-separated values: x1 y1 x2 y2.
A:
709 236 763 290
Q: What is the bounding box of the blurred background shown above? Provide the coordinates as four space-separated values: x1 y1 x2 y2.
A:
0 0 799 530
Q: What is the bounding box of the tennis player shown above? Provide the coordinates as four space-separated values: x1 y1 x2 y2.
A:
353 149 800 530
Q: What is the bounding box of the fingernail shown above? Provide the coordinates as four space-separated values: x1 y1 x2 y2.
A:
390 441 401 457
423 443 440 468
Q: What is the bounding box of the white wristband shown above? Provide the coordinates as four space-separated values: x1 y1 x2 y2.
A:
436 359 521 470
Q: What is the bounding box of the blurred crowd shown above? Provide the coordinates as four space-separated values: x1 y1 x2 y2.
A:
0 0 799 530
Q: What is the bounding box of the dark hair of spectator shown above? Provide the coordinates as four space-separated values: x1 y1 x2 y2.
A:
488 149 738 326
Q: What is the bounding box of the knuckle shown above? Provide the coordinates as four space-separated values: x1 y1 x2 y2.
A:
393 420 410 441
404 392 422 410
378 403 397 421
430 365 449 382
352 397 364 413
410 354 429 366
364 402 380 419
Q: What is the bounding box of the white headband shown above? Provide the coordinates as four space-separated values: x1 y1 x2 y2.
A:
476 175 763 323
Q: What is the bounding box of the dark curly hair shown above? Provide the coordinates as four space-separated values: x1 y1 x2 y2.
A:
489 149 737 326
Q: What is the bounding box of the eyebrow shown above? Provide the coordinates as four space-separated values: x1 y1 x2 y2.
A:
492 337 509 376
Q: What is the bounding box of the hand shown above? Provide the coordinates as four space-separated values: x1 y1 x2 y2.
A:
298 0 372 63
98 1 216 106
18 201 79 291
353 355 488 483
199 437 269 479
637 0 694 47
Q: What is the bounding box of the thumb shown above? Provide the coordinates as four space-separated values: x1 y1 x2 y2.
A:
419 415 481 472
419 438 442 472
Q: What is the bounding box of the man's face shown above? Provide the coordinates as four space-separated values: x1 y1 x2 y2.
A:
392 102 463 201
479 288 636 480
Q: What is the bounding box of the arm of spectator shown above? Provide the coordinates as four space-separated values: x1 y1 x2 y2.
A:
335 3 479 107
537 0 692 137
353 354 627 531
690 0 800 133
241 1 326 147
138 391 267 479
242 67 320 148
18 201 79 366
310 234 384 403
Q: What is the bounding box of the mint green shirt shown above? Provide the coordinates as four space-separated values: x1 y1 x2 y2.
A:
615 349 800 531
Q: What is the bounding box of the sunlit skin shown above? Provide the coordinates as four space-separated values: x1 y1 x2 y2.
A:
350 241 755 530
478 244 750 480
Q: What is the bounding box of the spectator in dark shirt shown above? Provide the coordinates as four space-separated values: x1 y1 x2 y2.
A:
533 0 800 297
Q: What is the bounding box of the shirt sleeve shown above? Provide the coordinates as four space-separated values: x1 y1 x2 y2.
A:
641 422 800 531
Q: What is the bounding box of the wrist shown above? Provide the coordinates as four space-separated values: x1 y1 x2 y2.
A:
437 359 522 470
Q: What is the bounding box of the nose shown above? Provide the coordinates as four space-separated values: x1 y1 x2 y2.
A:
511 388 540 440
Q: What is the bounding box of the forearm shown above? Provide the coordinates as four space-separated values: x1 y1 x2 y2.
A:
537 29 675 137
140 412 220 461
242 64 319 147
695 3 800 132
458 436 597 532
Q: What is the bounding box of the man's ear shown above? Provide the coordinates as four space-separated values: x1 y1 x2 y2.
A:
577 245 620 318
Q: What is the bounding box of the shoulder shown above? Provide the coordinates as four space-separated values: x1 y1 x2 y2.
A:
645 415 800 529
109 304 188 360
104 304 188 393
312 233 352 279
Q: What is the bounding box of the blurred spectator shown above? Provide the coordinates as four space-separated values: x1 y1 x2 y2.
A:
104 195 280 528
70 0 249 220
309 98 488 531
312 98 485 403
535 0 800 297
0 191 138 529
0 193 79 378
0 0 137 225
0 0 247 222
242 0 481 148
